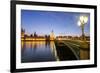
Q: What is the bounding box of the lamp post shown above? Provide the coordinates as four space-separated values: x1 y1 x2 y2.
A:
77 16 88 40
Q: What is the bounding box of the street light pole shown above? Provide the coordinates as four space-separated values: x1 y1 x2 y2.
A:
78 16 88 40
81 22 85 40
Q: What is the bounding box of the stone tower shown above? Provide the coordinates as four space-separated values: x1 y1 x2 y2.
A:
50 30 55 40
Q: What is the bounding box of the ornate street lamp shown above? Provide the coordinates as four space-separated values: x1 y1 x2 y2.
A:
77 16 88 40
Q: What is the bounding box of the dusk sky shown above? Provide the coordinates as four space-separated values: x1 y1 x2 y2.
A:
21 10 90 36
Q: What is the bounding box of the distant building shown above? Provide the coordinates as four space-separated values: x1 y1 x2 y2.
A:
21 28 25 38
56 35 90 41
50 30 55 40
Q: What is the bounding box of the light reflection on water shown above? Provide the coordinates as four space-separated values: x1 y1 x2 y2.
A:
21 41 58 63
21 40 90 63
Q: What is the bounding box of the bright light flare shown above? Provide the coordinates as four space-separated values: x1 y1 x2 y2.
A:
77 21 81 26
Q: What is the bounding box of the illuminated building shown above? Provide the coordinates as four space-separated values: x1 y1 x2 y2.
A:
50 30 55 40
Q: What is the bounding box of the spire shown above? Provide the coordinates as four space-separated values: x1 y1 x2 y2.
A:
50 30 55 40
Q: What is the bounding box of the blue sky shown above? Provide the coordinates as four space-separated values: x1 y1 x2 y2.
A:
21 10 90 36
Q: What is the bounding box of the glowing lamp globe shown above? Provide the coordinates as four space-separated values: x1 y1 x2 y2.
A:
79 16 88 24
84 16 88 23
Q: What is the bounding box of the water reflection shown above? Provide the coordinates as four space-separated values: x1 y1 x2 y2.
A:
21 41 58 63
21 40 90 63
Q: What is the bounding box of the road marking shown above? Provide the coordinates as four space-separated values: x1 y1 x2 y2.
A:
66 42 80 47
61 41 80 60
66 42 80 56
